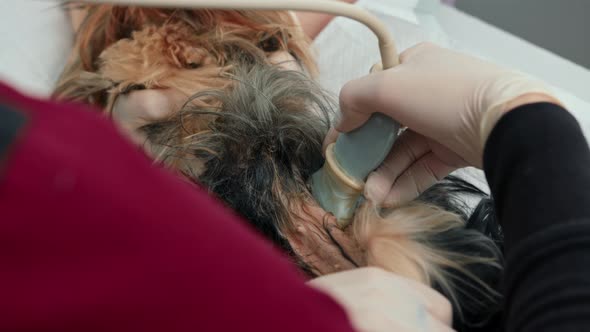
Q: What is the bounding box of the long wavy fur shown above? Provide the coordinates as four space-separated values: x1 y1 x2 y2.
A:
54 4 315 109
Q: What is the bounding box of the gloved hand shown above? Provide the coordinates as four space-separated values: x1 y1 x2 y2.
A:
309 267 454 332
334 42 560 206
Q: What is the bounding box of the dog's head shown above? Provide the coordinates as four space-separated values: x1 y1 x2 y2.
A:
54 5 315 110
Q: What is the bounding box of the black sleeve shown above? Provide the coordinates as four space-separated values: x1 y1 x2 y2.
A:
484 102 590 332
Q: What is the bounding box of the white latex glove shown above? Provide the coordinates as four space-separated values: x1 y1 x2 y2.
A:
334 42 560 206
308 267 454 332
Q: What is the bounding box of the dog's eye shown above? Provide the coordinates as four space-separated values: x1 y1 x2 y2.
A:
289 50 300 62
121 83 147 94
187 62 201 69
259 35 281 52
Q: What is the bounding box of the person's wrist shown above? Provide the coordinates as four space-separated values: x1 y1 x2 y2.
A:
502 93 562 114
478 92 560 164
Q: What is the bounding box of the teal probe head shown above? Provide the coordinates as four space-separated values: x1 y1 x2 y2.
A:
311 113 400 227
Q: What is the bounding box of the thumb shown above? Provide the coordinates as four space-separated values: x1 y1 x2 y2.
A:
363 130 432 204
336 75 380 133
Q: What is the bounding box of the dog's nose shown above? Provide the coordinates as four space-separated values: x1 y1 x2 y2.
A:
120 84 147 95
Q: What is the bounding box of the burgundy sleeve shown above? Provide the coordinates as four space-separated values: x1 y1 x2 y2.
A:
0 83 355 332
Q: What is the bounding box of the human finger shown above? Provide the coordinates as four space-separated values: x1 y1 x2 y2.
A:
351 307 454 332
335 72 384 133
309 268 452 321
395 275 454 326
336 42 444 134
335 43 446 135
381 152 456 207
369 268 453 326
364 130 431 204
308 267 453 330
398 42 440 63
424 315 456 332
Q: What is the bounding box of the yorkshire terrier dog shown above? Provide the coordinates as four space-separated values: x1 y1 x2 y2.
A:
55 5 503 330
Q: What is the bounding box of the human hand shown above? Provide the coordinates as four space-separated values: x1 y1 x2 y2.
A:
308 267 454 332
334 43 559 206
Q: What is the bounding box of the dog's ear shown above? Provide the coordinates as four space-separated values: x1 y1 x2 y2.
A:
55 5 151 107
66 5 316 74
73 5 145 72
